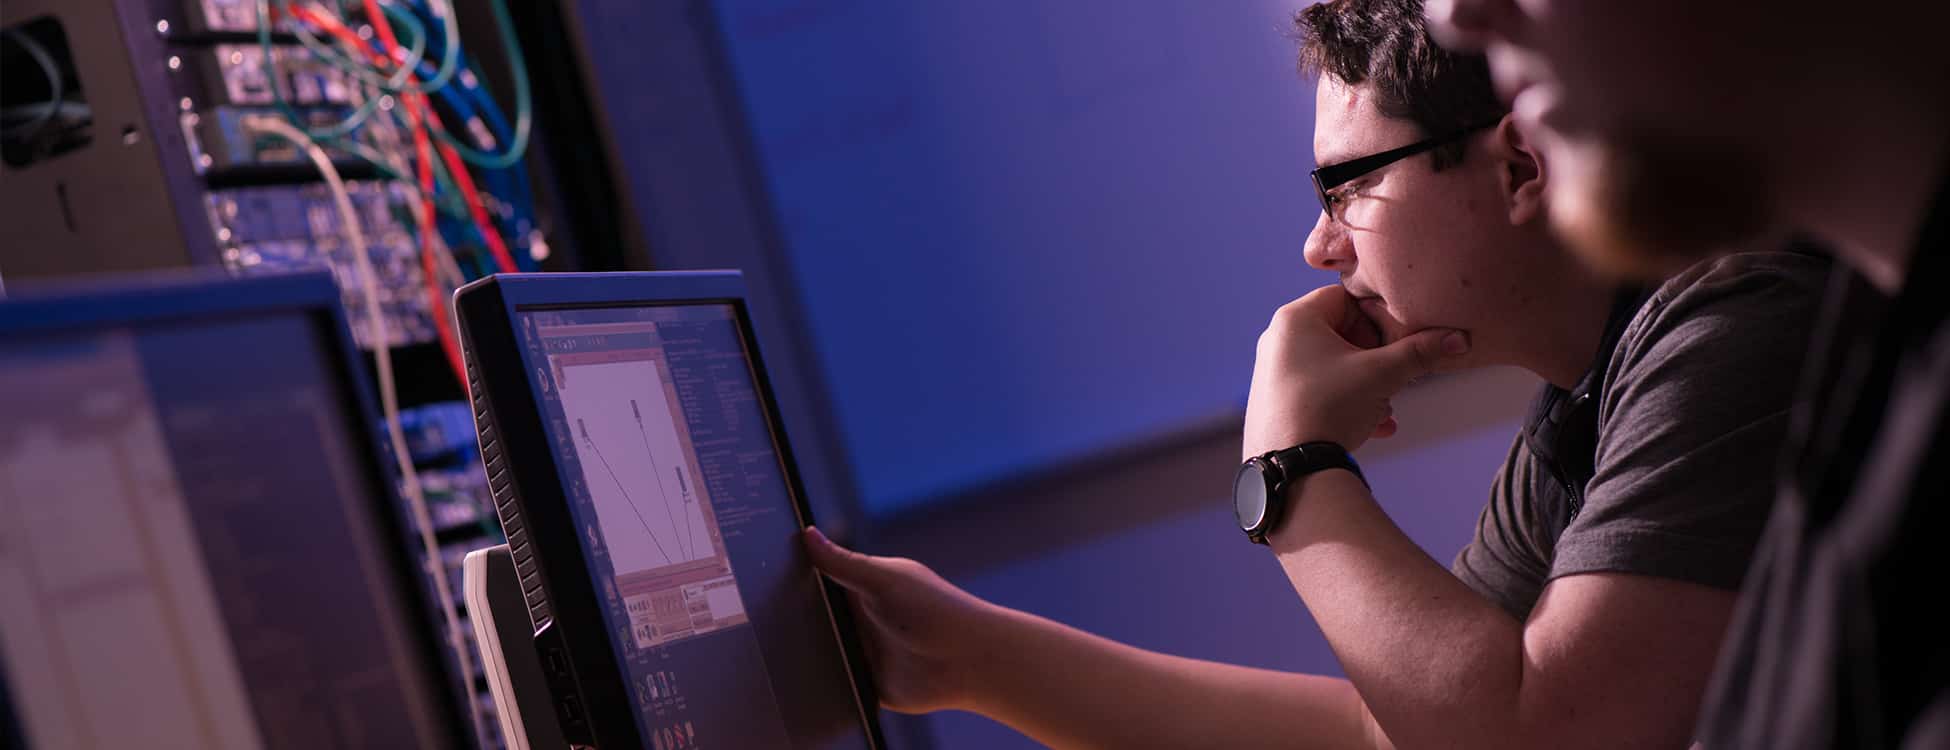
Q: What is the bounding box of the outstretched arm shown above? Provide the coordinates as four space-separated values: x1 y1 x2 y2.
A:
804 527 1386 750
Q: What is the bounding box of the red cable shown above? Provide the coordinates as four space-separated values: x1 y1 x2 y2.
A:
287 4 365 54
362 0 404 63
291 3 518 275
301 3 518 275
412 94 466 384
420 225 464 382
348 0 517 275
288 3 467 385
423 108 520 274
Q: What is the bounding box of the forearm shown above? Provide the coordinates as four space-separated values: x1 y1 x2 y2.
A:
1269 470 1531 749
959 604 1385 750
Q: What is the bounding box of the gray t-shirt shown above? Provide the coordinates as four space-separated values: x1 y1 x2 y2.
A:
1451 250 1833 621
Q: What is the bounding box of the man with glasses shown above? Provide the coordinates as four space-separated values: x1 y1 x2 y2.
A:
800 0 1830 746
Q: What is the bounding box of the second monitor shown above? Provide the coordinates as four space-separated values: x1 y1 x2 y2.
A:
0 271 472 749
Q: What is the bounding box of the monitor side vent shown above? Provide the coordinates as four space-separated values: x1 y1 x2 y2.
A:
466 351 552 633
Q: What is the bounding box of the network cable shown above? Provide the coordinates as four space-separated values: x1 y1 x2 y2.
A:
255 0 393 139
257 0 543 273
417 0 530 169
248 115 492 749
289 0 462 96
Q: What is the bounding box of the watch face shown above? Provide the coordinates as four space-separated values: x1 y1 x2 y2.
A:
1233 460 1269 532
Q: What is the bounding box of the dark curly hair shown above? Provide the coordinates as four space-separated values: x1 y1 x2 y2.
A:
1294 0 1506 169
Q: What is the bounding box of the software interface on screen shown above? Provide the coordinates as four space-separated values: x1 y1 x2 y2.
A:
0 316 455 750
516 303 866 749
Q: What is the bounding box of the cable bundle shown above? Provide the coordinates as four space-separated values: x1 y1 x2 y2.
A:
250 0 537 386
241 3 542 745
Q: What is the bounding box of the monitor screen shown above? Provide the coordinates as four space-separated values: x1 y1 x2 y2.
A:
513 301 870 749
0 308 463 749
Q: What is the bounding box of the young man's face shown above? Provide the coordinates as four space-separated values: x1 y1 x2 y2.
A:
1305 78 1543 365
1424 0 1804 277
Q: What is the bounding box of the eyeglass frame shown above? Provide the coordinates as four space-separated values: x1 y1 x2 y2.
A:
1310 117 1505 222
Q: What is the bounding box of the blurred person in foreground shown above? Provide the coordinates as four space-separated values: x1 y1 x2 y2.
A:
1427 0 1950 746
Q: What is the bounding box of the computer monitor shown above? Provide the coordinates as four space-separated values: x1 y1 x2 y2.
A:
0 270 470 749
454 271 884 749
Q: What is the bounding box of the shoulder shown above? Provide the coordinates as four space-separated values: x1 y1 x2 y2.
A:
1595 247 1834 447
1611 248 1833 385
1566 250 1830 593
1630 248 1832 341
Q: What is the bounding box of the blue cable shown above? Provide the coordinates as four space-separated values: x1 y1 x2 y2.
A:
365 2 541 272
428 67 536 270
428 49 538 267
402 0 538 269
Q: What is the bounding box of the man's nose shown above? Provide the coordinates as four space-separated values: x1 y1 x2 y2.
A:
1303 211 1354 272
1425 0 1509 52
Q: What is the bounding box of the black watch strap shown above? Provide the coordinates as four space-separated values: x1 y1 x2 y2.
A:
1237 441 1367 545
1266 441 1367 492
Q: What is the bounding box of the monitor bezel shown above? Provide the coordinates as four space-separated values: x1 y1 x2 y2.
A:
453 271 886 749
0 268 475 748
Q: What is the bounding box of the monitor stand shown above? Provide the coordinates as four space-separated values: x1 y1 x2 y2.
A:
465 544 570 750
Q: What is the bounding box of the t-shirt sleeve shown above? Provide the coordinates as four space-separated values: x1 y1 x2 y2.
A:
1452 434 1554 620
1550 251 1832 590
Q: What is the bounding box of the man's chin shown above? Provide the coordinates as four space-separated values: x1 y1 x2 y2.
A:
1542 132 1770 281
1549 192 1707 280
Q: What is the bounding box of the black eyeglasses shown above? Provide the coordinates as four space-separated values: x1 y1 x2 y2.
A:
1311 118 1503 222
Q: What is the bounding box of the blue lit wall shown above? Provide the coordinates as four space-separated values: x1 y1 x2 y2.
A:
922 418 1524 747
705 1 1329 516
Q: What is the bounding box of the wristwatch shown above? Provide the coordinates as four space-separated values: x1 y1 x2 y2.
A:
1233 441 1367 545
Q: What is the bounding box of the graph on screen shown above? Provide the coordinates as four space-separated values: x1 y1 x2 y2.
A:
555 358 714 576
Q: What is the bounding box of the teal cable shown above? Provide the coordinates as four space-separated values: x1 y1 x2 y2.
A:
426 140 471 218
289 0 461 95
288 5 422 92
256 0 381 139
1 30 63 137
341 137 408 180
388 0 462 94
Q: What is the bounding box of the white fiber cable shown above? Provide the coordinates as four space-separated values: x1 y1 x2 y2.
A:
248 116 490 747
